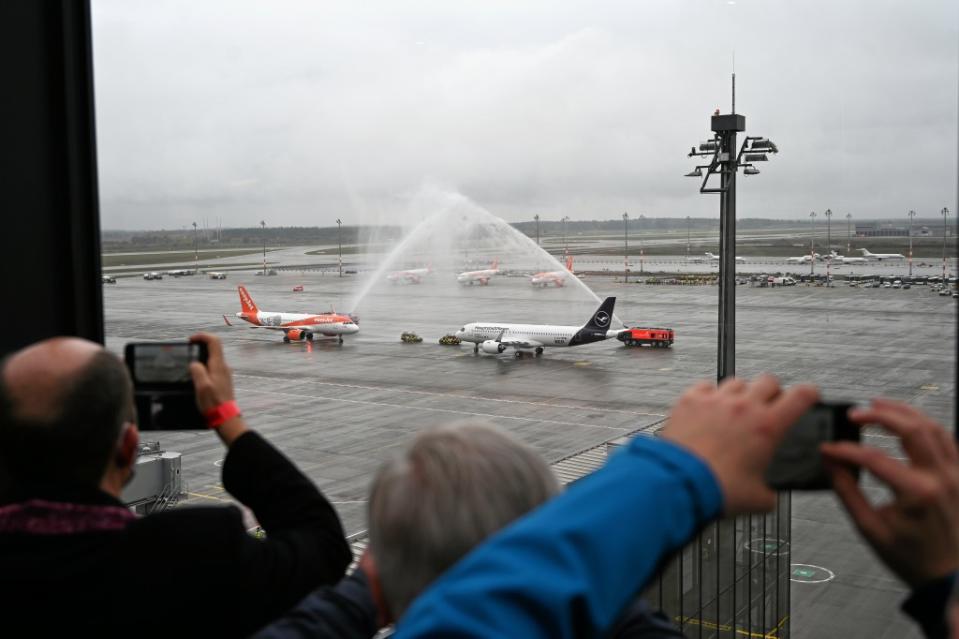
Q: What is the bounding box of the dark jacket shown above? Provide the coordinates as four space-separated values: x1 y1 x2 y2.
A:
902 571 957 639
254 568 380 639
253 570 684 639
609 597 686 639
0 430 351 638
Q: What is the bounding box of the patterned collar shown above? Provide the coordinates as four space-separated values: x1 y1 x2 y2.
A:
0 499 136 535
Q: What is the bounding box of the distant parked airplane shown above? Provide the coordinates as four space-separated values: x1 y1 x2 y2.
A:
828 251 867 265
705 252 745 263
457 260 499 285
387 265 432 284
858 248 906 261
530 256 574 287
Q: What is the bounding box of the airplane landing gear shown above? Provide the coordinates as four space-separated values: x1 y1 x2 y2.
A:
305 333 314 342
474 344 479 354
535 347 543 356
283 336 290 343
514 351 523 358
338 336 343 344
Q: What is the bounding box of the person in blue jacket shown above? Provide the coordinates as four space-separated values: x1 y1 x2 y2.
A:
394 377 959 639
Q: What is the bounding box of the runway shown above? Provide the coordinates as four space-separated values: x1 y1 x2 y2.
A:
103 264 955 639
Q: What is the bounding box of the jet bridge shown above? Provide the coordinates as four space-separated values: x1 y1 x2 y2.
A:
121 441 183 515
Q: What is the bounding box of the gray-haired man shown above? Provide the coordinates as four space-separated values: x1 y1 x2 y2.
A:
256 422 681 638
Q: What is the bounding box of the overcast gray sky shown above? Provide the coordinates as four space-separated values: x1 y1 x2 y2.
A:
91 0 958 230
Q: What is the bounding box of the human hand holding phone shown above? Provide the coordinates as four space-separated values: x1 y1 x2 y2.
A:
660 375 819 516
821 399 959 588
188 333 248 446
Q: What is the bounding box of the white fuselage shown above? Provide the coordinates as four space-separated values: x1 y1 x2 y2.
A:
238 310 359 336
706 253 745 263
457 323 575 347
787 253 820 264
456 323 620 348
859 250 905 261
388 268 430 283
832 255 867 264
530 271 567 287
457 268 498 284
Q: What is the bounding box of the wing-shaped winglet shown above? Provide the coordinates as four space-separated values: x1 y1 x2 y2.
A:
222 314 233 326
495 328 507 342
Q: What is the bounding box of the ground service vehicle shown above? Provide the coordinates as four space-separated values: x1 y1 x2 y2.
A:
768 276 797 286
617 327 674 348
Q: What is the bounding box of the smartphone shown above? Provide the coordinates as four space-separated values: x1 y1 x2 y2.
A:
765 401 860 490
124 342 209 430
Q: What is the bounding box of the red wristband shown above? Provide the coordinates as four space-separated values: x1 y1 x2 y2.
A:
204 400 242 429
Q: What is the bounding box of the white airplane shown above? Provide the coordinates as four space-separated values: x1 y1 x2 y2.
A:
223 285 359 343
705 252 745 264
387 264 432 284
530 255 574 287
786 253 821 264
457 260 499 285
828 250 867 265
858 248 906 261
455 296 621 357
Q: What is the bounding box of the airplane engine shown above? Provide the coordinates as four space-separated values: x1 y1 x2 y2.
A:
480 340 506 354
286 329 305 341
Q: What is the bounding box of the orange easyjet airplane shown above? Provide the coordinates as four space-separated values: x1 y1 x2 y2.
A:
224 286 359 343
530 255 574 287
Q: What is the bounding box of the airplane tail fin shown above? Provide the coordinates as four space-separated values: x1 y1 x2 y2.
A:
565 255 574 271
238 286 259 314
583 297 616 331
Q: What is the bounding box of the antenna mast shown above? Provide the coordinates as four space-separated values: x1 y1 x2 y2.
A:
732 72 736 114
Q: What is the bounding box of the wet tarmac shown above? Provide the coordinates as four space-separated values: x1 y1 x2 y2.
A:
103 260 955 639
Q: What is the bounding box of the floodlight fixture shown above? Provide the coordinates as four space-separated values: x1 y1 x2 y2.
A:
744 153 768 162
699 141 719 152
685 168 704 178
743 166 760 175
750 138 778 152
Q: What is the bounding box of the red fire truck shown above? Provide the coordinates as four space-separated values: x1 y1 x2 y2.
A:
617 327 674 348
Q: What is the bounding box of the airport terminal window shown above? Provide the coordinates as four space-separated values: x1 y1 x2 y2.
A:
91 2 956 638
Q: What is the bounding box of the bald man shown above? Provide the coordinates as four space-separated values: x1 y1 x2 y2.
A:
0 334 351 638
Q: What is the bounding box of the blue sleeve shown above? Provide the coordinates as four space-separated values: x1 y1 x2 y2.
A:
394 436 723 639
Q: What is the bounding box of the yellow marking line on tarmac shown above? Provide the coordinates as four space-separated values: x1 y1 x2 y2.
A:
234 373 664 418
236 386 633 433
185 491 234 504
678 614 787 638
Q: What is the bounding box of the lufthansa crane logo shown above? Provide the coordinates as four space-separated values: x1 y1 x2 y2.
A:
594 311 610 327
